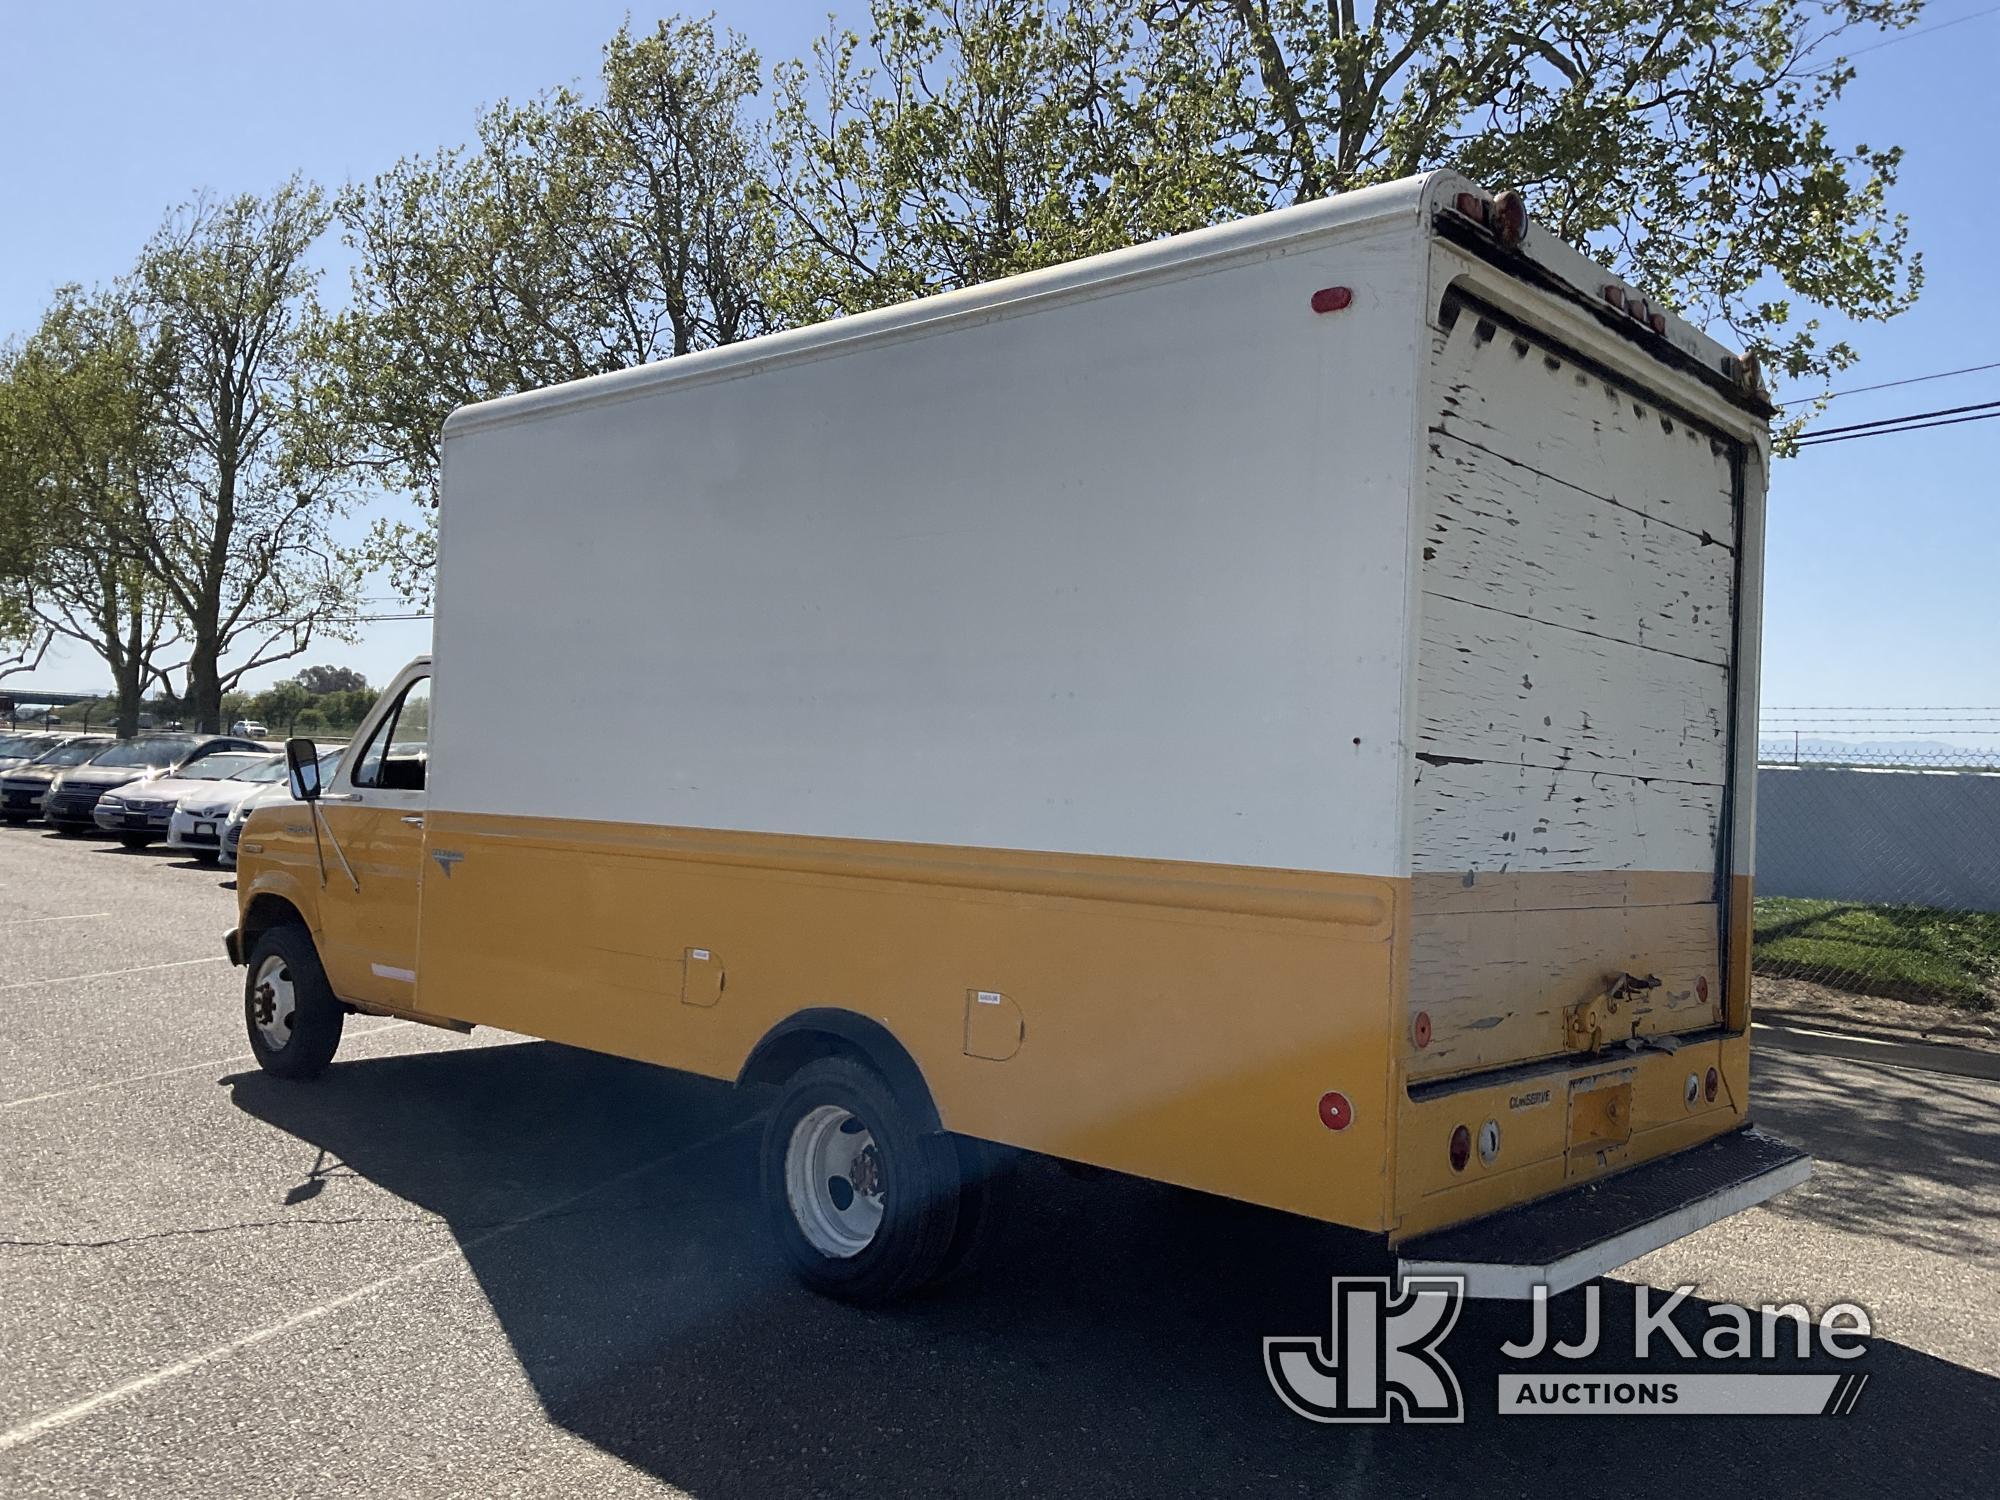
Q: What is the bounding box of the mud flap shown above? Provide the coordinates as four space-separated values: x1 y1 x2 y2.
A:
1396 1125 1811 1299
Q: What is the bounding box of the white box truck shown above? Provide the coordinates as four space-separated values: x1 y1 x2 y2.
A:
231 171 1806 1302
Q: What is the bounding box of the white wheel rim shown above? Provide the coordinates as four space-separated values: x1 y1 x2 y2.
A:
784 1104 886 1258
249 954 298 1050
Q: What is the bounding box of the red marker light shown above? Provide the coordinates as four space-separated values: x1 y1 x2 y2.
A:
1492 190 1527 247
1705 1067 1720 1103
1318 1091 1353 1131
1311 286 1353 314
1449 1124 1472 1173
1413 1010 1432 1049
1696 975 1710 1004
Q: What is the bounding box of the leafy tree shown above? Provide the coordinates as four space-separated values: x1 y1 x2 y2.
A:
765 0 1256 320
252 678 312 734
1166 0 1918 390
125 179 364 731
293 706 328 733
327 15 774 600
0 291 179 734
323 686 379 727
772 0 1918 394
296 663 368 695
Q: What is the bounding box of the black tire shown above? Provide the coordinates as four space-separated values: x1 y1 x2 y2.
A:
1 813 27 825
935 1134 1016 1284
118 833 153 849
759 1056 961 1304
243 924 344 1079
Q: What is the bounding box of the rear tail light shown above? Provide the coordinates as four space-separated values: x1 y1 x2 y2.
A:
1318 1091 1353 1131
1685 1073 1701 1109
1705 1067 1720 1103
1449 1124 1472 1172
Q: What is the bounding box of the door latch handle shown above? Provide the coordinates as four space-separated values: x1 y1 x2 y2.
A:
401 814 425 826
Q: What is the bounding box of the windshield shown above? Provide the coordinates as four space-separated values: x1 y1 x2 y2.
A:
229 757 290 784
89 737 198 770
183 752 275 781
0 733 45 756
32 740 107 768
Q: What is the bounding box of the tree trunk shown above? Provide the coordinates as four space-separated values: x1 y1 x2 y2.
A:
113 658 144 738
188 642 223 733
113 601 146 738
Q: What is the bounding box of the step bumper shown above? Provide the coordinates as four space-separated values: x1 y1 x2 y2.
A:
1396 1125 1811 1299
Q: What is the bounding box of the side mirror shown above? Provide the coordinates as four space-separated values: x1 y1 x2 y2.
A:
286 738 323 801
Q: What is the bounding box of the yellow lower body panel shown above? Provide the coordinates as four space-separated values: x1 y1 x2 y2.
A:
413 813 1404 1228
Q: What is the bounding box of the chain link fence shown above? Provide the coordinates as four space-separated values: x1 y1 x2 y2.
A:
1753 731 2000 1015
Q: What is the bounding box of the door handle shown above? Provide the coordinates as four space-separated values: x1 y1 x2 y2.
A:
401 814 425 826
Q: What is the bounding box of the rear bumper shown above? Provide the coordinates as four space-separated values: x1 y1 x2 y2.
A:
1396 1125 1810 1298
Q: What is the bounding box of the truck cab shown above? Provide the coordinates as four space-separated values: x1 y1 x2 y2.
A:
230 659 444 1035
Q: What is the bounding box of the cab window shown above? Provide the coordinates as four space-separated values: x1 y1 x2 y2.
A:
351 678 431 792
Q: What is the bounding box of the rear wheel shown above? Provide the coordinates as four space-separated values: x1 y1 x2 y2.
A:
760 1056 962 1303
935 1134 1015 1283
244 925 344 1079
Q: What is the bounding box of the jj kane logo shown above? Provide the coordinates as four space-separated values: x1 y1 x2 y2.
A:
1265 1277 1466 1423
1267 1280 1873 1423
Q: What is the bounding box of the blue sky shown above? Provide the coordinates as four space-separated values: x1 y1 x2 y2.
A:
4 2 1997 743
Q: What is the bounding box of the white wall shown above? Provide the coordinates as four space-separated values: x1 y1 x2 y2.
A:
433 221 1428 874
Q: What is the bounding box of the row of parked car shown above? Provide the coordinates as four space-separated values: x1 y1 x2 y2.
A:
0 728 340 866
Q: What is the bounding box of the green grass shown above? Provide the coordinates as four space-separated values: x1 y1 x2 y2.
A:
1753 897 2000 1011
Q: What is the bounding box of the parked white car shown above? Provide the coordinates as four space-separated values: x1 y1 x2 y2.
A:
161 753 288 861
230 719 269 738
218 746 344 867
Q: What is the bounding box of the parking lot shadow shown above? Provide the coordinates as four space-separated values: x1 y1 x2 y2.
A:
228 1043 2000 1500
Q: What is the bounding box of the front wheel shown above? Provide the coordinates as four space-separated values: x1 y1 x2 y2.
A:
118 833 153 849
760 1057 963 1304
244 925 344 1079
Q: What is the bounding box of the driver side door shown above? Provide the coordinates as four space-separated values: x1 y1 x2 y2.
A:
315 670 431 1009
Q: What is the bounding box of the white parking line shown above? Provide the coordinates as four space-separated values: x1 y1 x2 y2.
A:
0 1021 415 1110
0 1119 753 1453
0 956 226 994
0 912 111 928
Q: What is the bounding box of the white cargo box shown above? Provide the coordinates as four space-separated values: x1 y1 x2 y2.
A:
433 170 1771 1081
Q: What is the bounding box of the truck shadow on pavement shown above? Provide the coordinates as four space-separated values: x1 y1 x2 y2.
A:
227 1041 2000 1500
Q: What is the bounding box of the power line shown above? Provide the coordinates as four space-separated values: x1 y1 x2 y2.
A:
1798 397 2000 440
1793 397 2000 447
1794 408 2000 447
1825 4 2000 63
1776 360 2000 408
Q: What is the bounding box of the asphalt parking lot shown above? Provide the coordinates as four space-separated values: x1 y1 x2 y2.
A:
3 825 1998 1498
